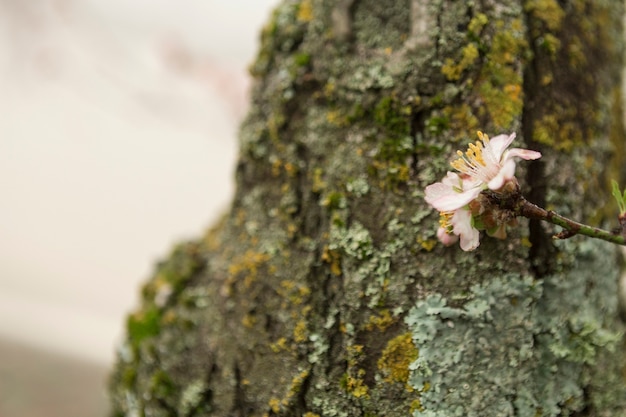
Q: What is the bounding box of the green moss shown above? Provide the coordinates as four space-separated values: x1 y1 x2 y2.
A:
127 305 161 350
366 97 414 189
374 97 411 139
424 115 450 137
149 370 176 399
322 191 346 210
294 52 311 67
248 1 307 78
141 242 204 302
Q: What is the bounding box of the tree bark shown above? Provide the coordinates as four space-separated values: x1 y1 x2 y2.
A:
109 1 626 416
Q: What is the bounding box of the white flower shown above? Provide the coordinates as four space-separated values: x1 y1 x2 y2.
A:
424 131 541 251
424 171 481 213
450 131 541 192
436 207 480 251
425 172 480 251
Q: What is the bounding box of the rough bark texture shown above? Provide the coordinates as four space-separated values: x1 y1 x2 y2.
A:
109 1 626 416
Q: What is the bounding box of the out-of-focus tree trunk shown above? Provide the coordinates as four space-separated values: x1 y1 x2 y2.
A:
109 1 626 415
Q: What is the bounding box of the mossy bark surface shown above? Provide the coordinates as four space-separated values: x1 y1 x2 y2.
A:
109 1 626 416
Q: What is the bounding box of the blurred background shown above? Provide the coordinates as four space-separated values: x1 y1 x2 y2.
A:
0 0 278 415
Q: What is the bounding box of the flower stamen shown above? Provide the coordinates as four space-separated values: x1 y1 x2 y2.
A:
439 211 454 233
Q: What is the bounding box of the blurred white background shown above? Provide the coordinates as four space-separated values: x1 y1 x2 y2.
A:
0 1 277 414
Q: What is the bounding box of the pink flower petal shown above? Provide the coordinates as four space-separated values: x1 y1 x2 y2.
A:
441 171 462 186
506 148 542 161
424 182 452 201
437 227 459 246
452 209 480 251
426 186 481 212
487 159 515 190
487 132 516 161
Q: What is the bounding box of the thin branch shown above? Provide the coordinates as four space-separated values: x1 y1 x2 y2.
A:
517 197 626 246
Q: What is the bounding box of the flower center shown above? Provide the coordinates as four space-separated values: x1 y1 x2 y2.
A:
450 131 498 183
439 211 454 233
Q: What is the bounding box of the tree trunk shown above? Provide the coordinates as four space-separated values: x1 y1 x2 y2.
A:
109 1 626 416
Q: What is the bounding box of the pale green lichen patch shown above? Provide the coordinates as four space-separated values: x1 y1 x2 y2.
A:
178 379 210 416
405 240 625 417
329 220 374 261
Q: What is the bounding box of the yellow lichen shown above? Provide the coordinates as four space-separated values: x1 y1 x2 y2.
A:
345 374 369 398
417 237 437 252
278 280 311 306
311 168 327 193
443 104 480 140
475 19 526 129
567 36 587 69
525 0 565 31
287 370 310 399
161 309 177 325
533 112 583 152
326 109 349 127
241 314 257 328
321 245 342 276
542 33 561 57
293 319 308 343
441 43 479 81
284 162 297 176
227 250 270 290
270 337 288 353
365 309 395 331
468 13 488 35
377 333 419 384
268 397 281 413
271 159 282 176
410 398 424 413
286 222 298 238
296 0 313 22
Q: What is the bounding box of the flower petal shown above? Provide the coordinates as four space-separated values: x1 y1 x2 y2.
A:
487 132 516 161
452 209 480 251
424 181 452 201
487 159 516 190
440 171 462 186
437 227 459 246
505 148 542 161
426 185 481 212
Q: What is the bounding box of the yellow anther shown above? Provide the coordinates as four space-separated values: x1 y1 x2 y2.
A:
467 142 485 166
439 211 454 231
477 131 489 144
